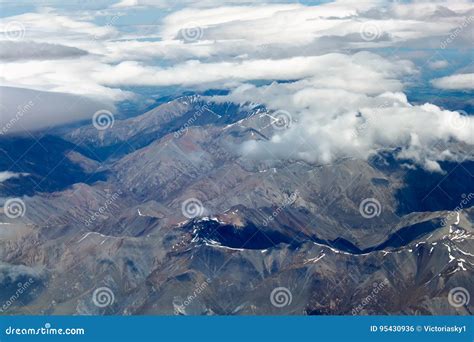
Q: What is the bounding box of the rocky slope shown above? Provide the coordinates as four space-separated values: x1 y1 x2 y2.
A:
0 96 472 315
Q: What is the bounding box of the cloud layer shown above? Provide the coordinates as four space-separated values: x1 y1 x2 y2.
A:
212 55 472 172
0 0 472 168
0 41 88 61
432 73 474 90
0 87 113 135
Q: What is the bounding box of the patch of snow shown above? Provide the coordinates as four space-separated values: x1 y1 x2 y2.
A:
77 231 107 243
305 253 326 264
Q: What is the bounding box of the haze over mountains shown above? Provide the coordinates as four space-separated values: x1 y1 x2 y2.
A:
0 0 473 316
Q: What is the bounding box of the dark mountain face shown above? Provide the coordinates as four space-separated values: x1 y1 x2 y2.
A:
0 135 106 196
396 160 474 214
186 216 445 254
371 151 474 215
0 96 472 316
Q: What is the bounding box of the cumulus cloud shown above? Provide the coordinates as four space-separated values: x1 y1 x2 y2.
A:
431 73 474 90
210 55 472 172
235 92 473 172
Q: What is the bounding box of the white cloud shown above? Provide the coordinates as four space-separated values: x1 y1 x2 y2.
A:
0 0 472 146
0 87 114 135
112 0 140 7
0 171 29 182
0 41 88 60
211 59 472 172
102 1 473 66
0 12 119 43
431 73 474 90
159 1 471 47
0 58 133 101
93 52 414 91
112 0 284 9
428 60 449 70
236 93 473 171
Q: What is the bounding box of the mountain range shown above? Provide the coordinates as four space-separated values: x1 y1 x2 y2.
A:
0 95 472 315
